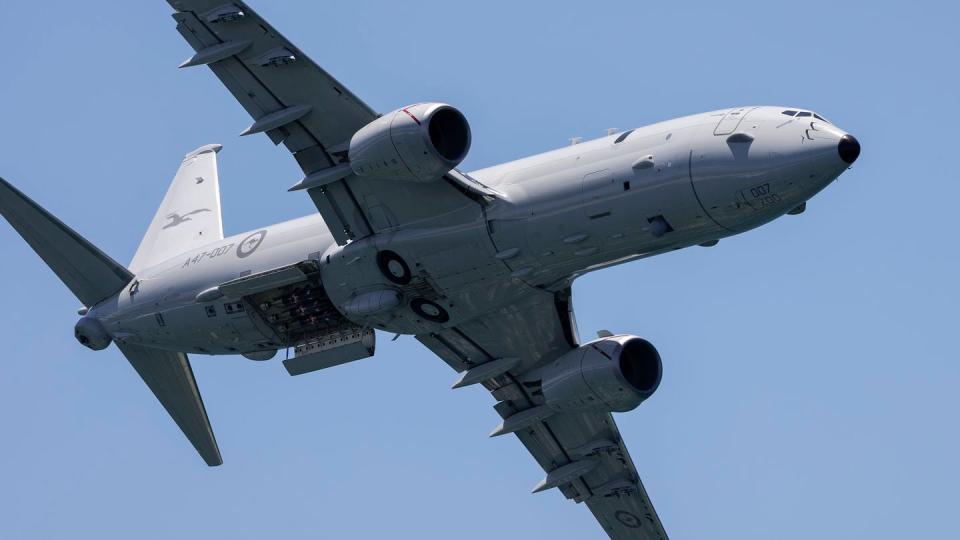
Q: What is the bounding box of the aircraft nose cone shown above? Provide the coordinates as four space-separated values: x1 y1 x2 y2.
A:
838 134 861 164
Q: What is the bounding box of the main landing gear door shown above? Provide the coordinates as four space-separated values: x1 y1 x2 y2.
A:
714 107 757 136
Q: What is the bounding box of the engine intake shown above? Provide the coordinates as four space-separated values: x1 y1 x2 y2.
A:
541 335 662 413
348 103 471 182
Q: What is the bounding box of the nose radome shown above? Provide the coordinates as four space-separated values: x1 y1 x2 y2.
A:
838 134 861 164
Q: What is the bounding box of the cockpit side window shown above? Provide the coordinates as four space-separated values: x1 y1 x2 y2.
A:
783 109 830 122
614 130 634 144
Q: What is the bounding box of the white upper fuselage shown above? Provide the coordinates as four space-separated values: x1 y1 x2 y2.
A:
91 106 856 354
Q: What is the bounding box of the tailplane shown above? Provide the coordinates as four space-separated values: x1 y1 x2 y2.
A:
117 343 222 466
0 177 133 307
129 144 224 273
0 166 223 466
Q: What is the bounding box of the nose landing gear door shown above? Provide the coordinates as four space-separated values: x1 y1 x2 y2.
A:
713 107 757 135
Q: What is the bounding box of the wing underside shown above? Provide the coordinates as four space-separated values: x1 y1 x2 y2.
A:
166 0 484 246
417 291 669 540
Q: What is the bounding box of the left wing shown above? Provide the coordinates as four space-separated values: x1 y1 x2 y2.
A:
166 1 487 245
417 289 669 540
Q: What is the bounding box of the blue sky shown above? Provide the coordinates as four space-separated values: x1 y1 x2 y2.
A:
0 1 957 538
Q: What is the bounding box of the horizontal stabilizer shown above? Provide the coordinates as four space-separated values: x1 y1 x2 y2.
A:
0 177 133 307
117 343 222 466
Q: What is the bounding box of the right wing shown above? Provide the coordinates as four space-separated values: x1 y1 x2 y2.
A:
116 343 222 467
166 1 488 245
417 289 669 540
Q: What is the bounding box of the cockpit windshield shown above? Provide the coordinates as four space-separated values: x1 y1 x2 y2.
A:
782 109 831 123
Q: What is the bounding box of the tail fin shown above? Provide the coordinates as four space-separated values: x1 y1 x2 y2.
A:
0 177 133 307
129 144 224 273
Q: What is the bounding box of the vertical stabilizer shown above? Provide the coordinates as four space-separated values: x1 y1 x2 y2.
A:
130 144 224 273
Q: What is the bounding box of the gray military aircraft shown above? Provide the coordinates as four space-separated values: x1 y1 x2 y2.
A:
0 2 860 538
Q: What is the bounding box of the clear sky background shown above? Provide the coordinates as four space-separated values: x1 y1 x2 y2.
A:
0 1 956 539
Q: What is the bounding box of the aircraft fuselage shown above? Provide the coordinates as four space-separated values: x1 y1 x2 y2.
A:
90 106 857 356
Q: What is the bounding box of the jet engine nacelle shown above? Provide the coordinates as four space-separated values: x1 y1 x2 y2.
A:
541 336 662 413
348 103 471 182
74 317 112 351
